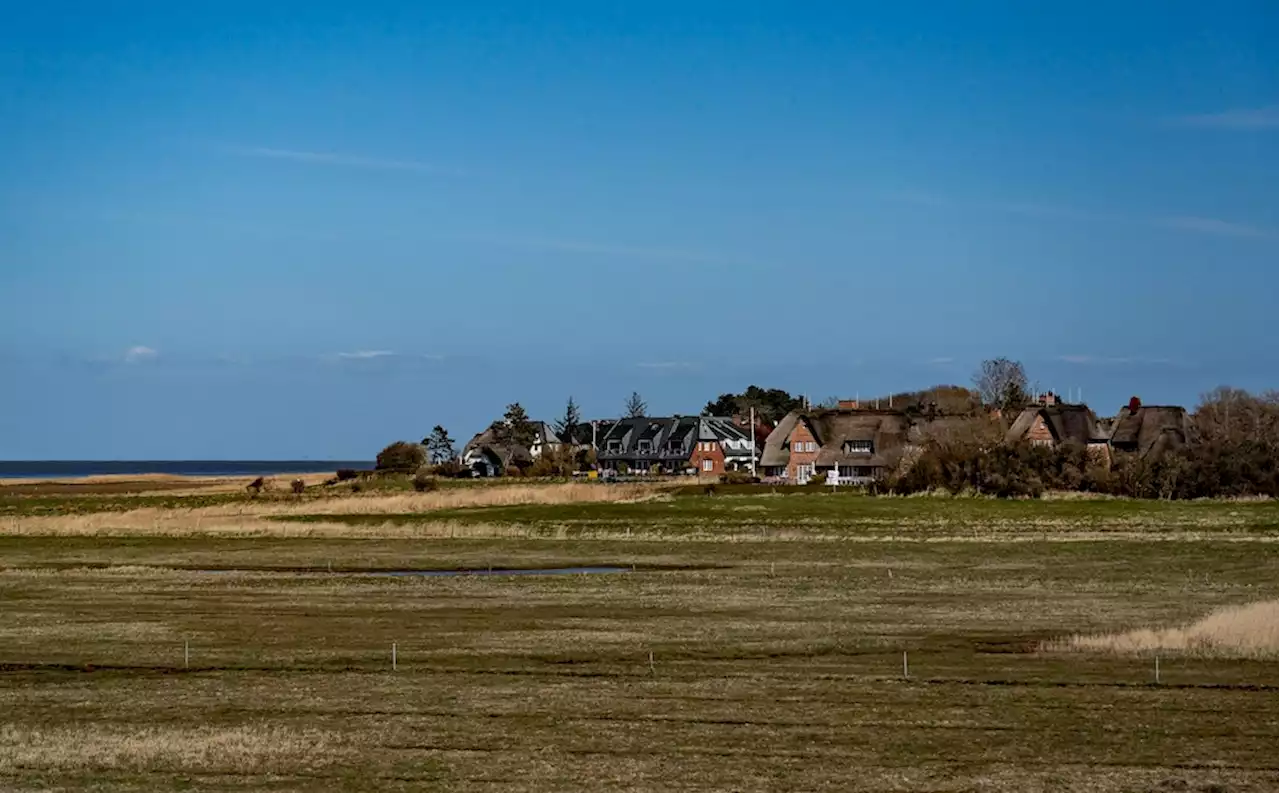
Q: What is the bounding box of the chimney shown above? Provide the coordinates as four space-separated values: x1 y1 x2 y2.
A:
837 399 859 410
1127 396 1141 415
1038 391 1058 406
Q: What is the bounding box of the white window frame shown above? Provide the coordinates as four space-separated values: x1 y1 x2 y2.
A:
702 458 714 472
846 440 873 454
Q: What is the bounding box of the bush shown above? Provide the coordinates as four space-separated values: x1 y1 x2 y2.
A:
527 456 559 477
350 481 363 493
336 469 358 482
245 476 265 496
429 459 466 478
412 471 438 492
504 465 524 477
376 441 426 472
290 479 305 495
720 470 758 485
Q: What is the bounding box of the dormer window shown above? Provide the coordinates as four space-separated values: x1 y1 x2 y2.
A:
606 440 622 453
637 440 653 453
844 440 873 454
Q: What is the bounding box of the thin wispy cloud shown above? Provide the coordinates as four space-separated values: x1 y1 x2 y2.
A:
488 236 747 266
123 345 158 364
334 350 395 360
636 361 698 370
1059 355 1173 366
226 146 456 175
888 188 1275 240
925 357 955 365
1168 107 1277 130
1155 216 1276 239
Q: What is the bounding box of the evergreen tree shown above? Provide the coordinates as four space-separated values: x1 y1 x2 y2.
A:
553 397 582 442
624 391 648 418
423 425 457 464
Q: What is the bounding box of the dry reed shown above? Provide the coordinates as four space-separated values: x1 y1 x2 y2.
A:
0 483 662 538
0 724 350 773
1045 599 1279 658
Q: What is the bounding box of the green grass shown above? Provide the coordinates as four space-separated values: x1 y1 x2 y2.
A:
0 490 1275 790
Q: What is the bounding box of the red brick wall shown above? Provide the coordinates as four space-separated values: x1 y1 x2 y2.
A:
1026 414 1053 444
786 421 820 481
690 441 725 476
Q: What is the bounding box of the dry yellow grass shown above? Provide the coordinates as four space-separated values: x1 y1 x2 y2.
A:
1047 599 1279 658
0 483 664 537
0 724 351 773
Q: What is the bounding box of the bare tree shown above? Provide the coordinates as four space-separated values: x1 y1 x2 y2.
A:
624 391 648 418
972 358 1029 412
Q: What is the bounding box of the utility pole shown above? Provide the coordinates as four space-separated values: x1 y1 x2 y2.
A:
749 406 757 477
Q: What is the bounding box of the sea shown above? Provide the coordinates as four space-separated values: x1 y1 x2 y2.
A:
0 461 374 479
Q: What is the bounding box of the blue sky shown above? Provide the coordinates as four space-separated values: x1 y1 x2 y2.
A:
1 1 1276 459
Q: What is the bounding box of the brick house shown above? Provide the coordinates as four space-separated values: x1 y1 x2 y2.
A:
1004 392 1111 451
760 408 911 483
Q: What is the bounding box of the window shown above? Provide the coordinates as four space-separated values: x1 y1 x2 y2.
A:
606 441 622 453
805 441 817 452
637 440 652 453
702 459 714 471
845 440 873 454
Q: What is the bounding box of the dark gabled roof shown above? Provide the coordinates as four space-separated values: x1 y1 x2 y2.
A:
1005 404 1108 446
1110 406 1189 457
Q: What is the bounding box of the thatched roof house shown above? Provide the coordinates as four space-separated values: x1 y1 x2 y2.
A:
462 426 534 477
760 408 911 482
1004 401 1111 447
1109 399 1190 458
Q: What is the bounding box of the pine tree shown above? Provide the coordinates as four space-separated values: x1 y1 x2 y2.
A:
502 402 537 448
624 391 647 418
553 397 582 443
423 425 457 464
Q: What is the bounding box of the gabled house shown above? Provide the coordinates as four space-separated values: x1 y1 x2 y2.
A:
461 426 534 477
1004 392 1112 455
596 416 754 475
760 408 911 484
1108 397 1189 459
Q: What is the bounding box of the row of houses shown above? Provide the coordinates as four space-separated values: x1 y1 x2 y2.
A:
461 393 1190 482
462 415 763 477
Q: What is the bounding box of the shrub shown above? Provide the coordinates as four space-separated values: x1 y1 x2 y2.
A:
245 477 265 496
504 465 524 477
290 479 305 495
721 470 758 485
429 459 466 478
376 441 426 472
411 471 438 492
336 469 358 482
350 481 363 493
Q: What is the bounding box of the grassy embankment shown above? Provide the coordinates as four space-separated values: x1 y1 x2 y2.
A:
0 478 1275 791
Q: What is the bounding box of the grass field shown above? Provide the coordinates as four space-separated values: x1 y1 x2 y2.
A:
0 479 1275 791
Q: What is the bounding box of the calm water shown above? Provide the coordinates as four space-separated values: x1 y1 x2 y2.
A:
0 461 373 479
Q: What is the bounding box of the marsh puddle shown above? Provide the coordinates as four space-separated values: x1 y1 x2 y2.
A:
194 566 631 577
368 566 630 577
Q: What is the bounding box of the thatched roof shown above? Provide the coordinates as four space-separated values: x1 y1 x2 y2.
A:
1005 404 1108 446
463 428 533 468
759 412 801 467
1110 406 1189 457
759 409 910 468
